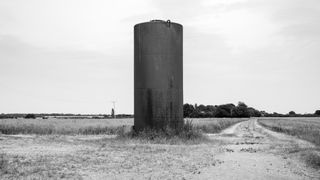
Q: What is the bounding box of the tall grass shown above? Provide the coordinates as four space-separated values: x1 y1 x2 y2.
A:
0 118 247 135
117 119 248 144
0 118 132 135
191 118 248 133
117 120 207 144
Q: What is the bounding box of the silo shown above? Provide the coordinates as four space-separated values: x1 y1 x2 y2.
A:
134 20 183 131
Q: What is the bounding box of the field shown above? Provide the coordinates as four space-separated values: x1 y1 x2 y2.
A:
258 117 320 169
1 118 320 179
0 118 247 135
258 117 320 146
0 118 133 135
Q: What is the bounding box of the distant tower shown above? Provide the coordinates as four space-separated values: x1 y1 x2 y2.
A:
134 20 183 131
111 108 115 118
110 101 116 118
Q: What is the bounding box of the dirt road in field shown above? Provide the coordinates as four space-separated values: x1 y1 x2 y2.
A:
1 119 319 180
199 119 319 180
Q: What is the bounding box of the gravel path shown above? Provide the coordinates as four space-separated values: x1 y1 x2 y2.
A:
196 119 319 180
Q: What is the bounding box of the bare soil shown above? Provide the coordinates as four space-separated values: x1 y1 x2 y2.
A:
1 119 319 179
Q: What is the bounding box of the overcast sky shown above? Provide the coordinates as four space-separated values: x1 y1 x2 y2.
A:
0 0 319 114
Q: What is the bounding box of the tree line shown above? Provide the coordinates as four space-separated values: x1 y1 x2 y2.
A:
183 102 320 118
1 102 320 119
183 102 261 118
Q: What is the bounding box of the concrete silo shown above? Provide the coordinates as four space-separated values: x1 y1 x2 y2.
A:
134 20 183 131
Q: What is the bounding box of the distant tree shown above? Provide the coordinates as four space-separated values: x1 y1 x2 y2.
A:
271 112 285 117
205 105 217 117
183 104 195 118
215 103 235 117
215 108 230 117
315 110 320 116
289 111 296 116
181 102 279 118
25 114 36 119
111 108 115 118
195 104 209 117
247 107 261 117
237 102 248 108
206 105 216 112
197 104 207 112
260 111 267 117
231 102 250 118
253 110 262 117
232 104 248 118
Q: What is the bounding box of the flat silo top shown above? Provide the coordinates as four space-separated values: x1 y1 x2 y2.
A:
134 20 183 28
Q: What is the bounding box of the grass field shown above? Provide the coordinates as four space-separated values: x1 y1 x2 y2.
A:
258 117 320 146
0 118 247 135
258 117 320 169
0 118 248 178
0 118 132 135
187 118 248 133
1 118 320 179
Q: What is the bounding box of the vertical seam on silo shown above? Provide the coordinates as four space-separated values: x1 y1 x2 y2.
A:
139 25 141 63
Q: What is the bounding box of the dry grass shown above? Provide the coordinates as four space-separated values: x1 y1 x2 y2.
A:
0 152 82 179
0 118 246 135
117 120 208 144
0 118 132 135
190 118 248 133
258 117 320 169
258 118 320 146
0 135 220 179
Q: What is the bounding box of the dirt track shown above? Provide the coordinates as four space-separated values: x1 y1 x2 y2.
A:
201 119 319 179
1 119 319 179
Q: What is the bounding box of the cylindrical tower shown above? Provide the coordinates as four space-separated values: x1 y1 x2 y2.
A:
134 20 183 131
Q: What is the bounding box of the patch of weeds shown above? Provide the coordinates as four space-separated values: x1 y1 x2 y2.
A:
117 120 208 144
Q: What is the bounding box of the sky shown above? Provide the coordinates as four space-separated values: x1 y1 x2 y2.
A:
0 0 319 114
